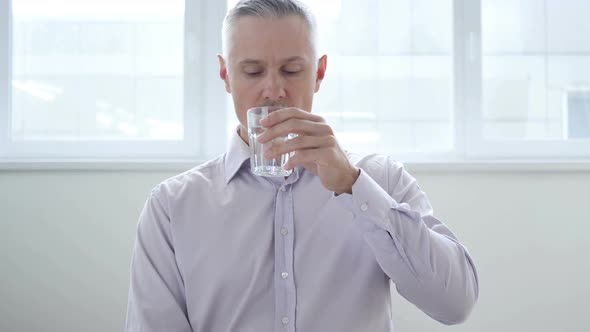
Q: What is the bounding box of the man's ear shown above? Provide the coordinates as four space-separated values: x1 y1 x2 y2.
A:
218 54 231 93
314 55 327 93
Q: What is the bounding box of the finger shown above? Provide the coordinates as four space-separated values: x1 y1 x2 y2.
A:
284 147 333 170
265 135 336 159
260 107 325 128
258 118 333 143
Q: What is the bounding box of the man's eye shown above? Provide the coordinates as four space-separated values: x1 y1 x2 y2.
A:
245 71 262 77
283 69 301 75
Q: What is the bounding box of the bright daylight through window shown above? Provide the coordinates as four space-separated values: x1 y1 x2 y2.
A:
1 0 589 162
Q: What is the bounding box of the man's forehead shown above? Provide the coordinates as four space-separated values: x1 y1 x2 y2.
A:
237 56 310 66
228 15 313 60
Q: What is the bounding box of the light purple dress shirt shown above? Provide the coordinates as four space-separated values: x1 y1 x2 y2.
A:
125 129 479 332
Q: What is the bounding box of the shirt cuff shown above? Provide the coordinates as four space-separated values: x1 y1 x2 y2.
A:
332 169 397 232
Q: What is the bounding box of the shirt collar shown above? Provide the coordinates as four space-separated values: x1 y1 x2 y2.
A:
224 126 251 184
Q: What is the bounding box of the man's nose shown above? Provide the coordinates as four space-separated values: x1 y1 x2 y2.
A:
261 73 287 101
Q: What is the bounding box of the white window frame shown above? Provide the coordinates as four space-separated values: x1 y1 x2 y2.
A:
1 0 589 168
0 0 227 162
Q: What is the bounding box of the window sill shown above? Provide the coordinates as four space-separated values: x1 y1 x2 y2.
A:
0 159 202 172
404 160 590 172
1 159 590 172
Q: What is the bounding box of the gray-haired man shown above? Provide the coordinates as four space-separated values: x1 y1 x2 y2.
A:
125 1 479 331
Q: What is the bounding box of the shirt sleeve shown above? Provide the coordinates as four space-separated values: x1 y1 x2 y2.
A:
333 159 479 325
125 189 193 332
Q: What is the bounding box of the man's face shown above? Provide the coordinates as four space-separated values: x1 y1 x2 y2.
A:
218 15 327 140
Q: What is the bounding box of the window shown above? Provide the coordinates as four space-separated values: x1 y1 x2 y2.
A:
472 0 590 158
1 0 589 163
1 0 208 160
11 1 185 142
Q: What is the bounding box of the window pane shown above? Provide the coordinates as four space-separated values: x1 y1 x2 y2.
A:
226 0 453 154
11 0 185 141
482 0 590 141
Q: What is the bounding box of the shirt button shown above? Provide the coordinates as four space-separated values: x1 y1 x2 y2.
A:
360 202 369 212
281 316 289 325
279 186 286 192
281 272 289 279
281 228 288 236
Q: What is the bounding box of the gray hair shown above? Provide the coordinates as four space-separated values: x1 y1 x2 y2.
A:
222 0 318 60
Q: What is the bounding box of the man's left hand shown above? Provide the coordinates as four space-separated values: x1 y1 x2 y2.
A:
258 107 360 195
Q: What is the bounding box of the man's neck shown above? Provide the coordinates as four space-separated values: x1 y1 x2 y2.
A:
238 126 249 145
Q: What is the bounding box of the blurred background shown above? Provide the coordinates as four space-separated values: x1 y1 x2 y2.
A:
0 0 589 331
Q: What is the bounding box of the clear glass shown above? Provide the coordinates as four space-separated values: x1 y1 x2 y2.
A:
247 106 296 177
11 0 185 141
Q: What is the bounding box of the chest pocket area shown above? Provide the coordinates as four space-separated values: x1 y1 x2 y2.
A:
295 197 368 261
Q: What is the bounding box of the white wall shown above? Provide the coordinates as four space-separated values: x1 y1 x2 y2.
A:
1 168 589 332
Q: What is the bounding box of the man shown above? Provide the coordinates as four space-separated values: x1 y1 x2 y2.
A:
125 0 479 331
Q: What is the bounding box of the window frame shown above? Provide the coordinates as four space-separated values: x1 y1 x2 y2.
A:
0 0 228 161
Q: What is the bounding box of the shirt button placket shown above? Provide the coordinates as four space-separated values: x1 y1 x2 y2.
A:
275 183 296 331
